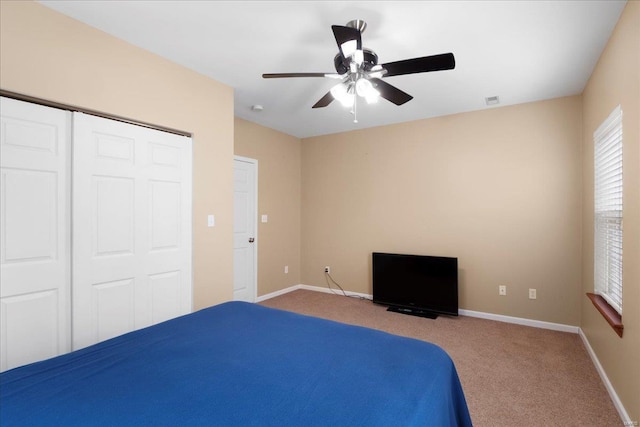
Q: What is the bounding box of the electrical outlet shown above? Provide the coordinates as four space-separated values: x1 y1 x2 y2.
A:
499 285 507 296
324 266 330 274
284 266 288 274
529 288 537 299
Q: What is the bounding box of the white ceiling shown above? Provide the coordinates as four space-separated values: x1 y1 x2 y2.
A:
40 1 626 139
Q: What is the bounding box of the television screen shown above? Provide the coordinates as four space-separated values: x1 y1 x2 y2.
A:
372 252 458 318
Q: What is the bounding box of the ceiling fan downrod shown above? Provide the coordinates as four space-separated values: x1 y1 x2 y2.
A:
346 19 367 33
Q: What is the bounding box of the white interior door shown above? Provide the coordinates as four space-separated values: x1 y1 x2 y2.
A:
233 157 257 302
72 113 192 350
0 97 70 371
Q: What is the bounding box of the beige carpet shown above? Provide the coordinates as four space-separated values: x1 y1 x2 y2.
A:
260 289 621 427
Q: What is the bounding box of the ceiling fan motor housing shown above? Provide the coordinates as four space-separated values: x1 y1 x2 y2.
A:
334 48 379 74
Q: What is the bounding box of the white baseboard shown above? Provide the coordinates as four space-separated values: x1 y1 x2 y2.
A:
459 309 580 334
255 285 301 302
579 329 632 424
297 284 373 299
257 285 578 333
256 284 372 302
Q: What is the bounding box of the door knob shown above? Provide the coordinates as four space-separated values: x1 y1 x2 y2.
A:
249 237 255 243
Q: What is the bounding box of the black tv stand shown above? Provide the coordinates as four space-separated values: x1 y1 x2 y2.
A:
387 306 438 319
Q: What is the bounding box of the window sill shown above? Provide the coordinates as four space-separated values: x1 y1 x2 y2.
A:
586 293 623 337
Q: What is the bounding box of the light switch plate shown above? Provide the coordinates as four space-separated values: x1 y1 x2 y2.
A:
207 214 215 227
261 214 268 223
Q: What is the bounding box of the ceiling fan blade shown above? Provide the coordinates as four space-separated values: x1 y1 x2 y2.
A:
381 53 455 77
312 91 335 108
263 73 332 78
331 25 362 58
370 78 413 106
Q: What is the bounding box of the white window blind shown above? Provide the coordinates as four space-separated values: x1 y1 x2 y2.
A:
594 105 623 314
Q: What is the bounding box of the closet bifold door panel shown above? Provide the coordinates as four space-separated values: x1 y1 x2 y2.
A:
0 99 192 366
72 113 193 350
0 97 71 372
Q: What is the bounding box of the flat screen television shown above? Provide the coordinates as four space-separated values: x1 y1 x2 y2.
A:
372 252 458 319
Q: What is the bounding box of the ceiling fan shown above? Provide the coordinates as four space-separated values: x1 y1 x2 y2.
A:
263 19 455 122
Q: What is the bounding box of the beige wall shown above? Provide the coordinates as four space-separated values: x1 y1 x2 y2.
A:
301 96 583 326
0 1 235 309
2 0 636 419
234 119 302 296
581 1 640 421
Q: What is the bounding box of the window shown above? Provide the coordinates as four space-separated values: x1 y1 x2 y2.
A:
594 105 623 315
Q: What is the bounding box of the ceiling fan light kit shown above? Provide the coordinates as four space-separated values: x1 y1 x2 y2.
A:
263 20 455 123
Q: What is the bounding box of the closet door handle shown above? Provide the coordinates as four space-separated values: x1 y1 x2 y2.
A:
248 237 255 243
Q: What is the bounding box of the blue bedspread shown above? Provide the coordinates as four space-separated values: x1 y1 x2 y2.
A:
0 302 472 426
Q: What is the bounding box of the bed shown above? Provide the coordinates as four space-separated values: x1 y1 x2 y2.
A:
0 301 472 426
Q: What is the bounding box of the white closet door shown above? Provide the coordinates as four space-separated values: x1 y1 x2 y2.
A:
0 97 70 371
72 113 192 350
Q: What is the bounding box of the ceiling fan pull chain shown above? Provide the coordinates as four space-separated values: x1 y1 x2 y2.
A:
352 93 358 123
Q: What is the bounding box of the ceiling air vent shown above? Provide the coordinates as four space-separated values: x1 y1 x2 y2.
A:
485 96 500 106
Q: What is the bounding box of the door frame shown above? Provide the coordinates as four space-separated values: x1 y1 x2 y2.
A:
233 156 258 302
